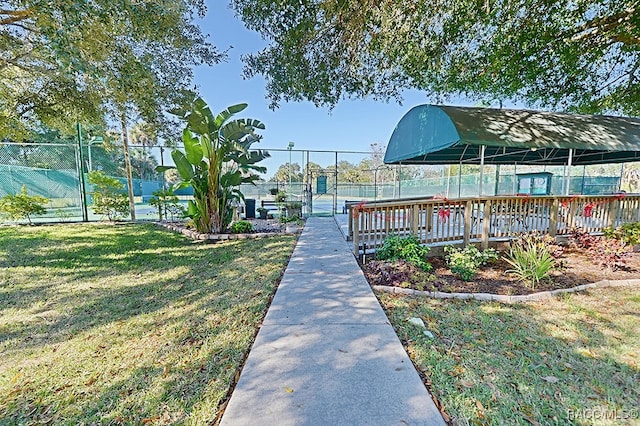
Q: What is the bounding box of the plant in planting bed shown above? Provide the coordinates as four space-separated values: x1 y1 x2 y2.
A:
444 245 498 281
364 260 433 291
230 220 254 233
504 233 555 289
376 234 432 271
603 222 640 247
570 228 631 270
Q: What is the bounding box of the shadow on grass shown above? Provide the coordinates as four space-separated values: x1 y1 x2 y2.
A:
379 290 640 425
0 223 296 423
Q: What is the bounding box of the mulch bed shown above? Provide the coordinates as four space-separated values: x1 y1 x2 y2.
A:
362 248 640 296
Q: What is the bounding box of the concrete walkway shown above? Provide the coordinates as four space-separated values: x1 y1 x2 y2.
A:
220 217 445 425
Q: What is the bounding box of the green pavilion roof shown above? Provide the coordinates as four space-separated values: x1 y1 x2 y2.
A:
384 105 640 166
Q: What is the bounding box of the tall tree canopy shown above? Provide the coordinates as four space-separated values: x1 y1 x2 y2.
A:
1 0 223 139
232 0 639 115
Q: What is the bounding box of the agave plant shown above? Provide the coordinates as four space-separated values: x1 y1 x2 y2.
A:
157 98 269 233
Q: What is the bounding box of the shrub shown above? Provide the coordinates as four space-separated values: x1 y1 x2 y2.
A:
364 260 433 289
230 220 254 234
275 191 287 203
54 209 73 222
0 185 49 224
88 171 129 221
377 234 431 271
570 228 631 270
603 222 640 246
504 234 555 289
280 214 299 224
444 245 498 281
149 188 185 221
284 201 303 218
569 228 600 250
589 238 631 270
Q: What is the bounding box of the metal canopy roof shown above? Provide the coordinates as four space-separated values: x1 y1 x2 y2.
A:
384 105 640 166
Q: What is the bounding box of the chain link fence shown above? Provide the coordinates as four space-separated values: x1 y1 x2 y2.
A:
0 142 630 223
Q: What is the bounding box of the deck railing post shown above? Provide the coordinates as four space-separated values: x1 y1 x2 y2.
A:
608 199 618 228
464 200 472 246
549 198 559 237
411 204 419 237
353 209 360 253
569 199 579 230
348 206 353 239
482 199 491 249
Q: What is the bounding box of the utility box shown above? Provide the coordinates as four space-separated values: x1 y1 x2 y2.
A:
245 198 256 219
517 172 553 195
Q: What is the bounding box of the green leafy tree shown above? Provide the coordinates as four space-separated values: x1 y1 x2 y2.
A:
1 1 223 140
0 185 48 224
87 171 129 221
158 98 269 233
232 1 639 115
270 163 303 183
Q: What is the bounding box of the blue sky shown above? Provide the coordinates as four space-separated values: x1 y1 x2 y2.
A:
192 3 467 160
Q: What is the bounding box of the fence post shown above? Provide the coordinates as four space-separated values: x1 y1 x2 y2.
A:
75 123 89 222
549 198 559 237
481 199 491 249
464 200 472 246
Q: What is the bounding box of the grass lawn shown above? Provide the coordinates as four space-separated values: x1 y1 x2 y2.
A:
0 223 296 424
378 288 640 425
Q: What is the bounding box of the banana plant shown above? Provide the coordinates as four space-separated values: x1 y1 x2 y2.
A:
157 98 269 233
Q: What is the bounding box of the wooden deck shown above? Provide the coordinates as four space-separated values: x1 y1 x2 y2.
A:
346 194 640 254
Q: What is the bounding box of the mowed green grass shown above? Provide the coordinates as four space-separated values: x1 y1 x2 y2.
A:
0 223 296 424
378 289 640 425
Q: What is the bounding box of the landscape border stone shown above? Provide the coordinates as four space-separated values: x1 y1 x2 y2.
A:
372 279 640 303
154 221 299 241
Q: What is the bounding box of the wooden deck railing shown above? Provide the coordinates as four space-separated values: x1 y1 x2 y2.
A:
349 194 640 254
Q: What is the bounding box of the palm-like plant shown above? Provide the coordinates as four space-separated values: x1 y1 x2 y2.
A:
158 98 269 233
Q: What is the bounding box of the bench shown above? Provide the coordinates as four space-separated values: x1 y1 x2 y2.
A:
261 200 279 211
343 200 365 214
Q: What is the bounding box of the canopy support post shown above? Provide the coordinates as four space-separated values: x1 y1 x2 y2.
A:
479 145 485 196
565 149 573 195
458 162 462 198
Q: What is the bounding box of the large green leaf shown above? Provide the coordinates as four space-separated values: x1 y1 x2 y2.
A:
182 129 203 165
155 165 176 173
236 118 265 130
171 150 194 180
214 103 248 129
200 134 213 159
172 181 192 191
220 170 243 188
220 120 252 143
186 199 200 219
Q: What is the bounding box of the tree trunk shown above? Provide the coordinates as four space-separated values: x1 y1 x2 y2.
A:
121 114 136 221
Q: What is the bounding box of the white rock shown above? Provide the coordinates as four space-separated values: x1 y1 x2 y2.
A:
408 317 425 328
423 330 435 339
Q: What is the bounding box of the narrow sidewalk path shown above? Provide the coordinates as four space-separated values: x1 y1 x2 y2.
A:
220 216 445 425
